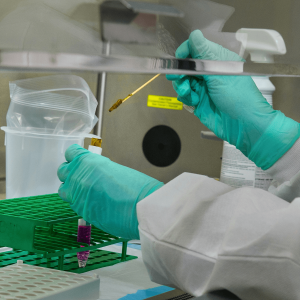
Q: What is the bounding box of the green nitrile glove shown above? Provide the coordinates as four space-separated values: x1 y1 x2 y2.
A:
167 30 300 170
57 144 163 240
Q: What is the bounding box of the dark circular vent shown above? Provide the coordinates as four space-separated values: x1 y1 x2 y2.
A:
142 125 181 167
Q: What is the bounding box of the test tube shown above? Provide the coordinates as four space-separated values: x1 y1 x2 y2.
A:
76 138 102 268
77 219 91 268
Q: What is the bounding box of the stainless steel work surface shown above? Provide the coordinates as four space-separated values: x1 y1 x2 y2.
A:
193 291 240 300
146 289 240 300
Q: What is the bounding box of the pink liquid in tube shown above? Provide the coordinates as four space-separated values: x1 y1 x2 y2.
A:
77 219 91 268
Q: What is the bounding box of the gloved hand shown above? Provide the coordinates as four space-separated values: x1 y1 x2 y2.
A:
167 30 300 170
57 144 164 240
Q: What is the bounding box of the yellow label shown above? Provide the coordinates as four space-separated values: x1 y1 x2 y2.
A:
147 95 183 110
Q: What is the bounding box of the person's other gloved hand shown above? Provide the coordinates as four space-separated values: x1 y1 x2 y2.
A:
57 144 164 240
167 30 300 170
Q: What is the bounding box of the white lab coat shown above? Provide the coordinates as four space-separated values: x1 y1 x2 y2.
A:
137 139 300 300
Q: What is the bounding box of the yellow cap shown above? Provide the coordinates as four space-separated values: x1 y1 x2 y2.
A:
91 138 102 148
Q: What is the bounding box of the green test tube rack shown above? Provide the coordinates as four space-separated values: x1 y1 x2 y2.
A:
0 194 137 273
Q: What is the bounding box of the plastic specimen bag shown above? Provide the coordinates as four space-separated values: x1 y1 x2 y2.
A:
2 75 98 198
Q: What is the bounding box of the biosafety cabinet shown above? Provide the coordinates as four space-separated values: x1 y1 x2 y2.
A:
0 0 299 197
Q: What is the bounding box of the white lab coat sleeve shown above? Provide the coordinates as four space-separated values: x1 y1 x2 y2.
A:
136 173 300 300
266 137 300 202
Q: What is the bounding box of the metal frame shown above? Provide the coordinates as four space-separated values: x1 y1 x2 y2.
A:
1 51 300 77
95 42 111 137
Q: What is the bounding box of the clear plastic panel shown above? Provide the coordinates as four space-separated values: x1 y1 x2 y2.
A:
0 0 298 76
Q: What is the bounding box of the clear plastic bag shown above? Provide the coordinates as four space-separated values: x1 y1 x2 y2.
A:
2 75 99 198
7 75 98 135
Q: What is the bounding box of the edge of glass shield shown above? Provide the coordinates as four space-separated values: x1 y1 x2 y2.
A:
0 51 299 77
